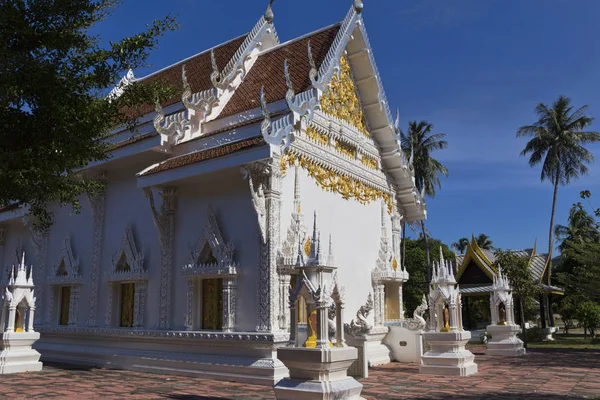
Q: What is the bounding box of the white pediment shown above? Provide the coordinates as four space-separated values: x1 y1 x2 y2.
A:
48 237 82 285
105 226 147 282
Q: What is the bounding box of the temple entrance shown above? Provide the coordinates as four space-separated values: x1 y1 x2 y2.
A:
202 279 223 330
120 283 134 328
59 286 71 325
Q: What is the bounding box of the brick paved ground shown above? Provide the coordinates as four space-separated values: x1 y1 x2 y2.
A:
1 348 599 399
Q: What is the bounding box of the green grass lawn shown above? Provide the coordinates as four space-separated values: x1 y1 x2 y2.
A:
527 336 600 349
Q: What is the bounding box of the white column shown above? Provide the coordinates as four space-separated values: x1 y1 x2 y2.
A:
87 185 106 327
68 286 80 325
398 284 404 320
134 282 147 328
6 306 16 332
0 303 6 332
27 307 35 332
316 302 329 349
335 301 346 347
185 279 194 330
449 303 458 331
222 277 237 332
289 301 298 347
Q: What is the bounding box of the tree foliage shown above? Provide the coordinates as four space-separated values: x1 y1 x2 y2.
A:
517 95 600 278
452 237 469 254
576 301 600 338
554 202 600 252
557 241 600 302
0 0 178 228
402 237 454 316
399 120 448 282
475 233 494 250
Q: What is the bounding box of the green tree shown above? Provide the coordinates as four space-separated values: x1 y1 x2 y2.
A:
0 0 178 228
452 237 469 254
555 202 600 252
493 250 540 349
557 241 600 302
557 296 578 335
402 237 454 316
475 233 494 250
517 96 600 283
576 301 600 338
400 121 448 283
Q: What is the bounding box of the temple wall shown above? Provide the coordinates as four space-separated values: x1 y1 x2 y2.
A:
2 162 260 332
280 167 390 326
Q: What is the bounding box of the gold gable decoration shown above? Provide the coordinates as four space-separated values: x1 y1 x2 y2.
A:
282 152 393 214
319 57 369 136
361 155 377 170
306 127 329 147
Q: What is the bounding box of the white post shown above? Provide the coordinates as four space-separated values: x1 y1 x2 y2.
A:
27 307 35 332
6 306 16 332
335 302 346 347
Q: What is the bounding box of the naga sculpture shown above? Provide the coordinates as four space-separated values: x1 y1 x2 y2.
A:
344 293 374 336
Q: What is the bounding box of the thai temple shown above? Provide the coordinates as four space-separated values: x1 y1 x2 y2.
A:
0 1 427 384
454 236 563 337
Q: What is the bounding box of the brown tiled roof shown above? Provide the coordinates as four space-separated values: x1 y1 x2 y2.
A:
133 35 248 116
141 136 266 176
220 25 340 118
109 133 157 151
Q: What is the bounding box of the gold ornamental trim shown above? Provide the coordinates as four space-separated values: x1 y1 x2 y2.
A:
282 152 393 214
334 140 357 159
319 57 369 137
306 126 329 147
360 155 377 170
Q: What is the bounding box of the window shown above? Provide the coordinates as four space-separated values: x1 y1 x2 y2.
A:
59 286 71 325
201 279 223 330
120 283 135 328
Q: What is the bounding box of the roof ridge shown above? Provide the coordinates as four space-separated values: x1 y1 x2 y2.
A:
256 22 342 58
136 33 250 82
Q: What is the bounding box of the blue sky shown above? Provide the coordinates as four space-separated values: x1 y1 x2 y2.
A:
97 0 600 254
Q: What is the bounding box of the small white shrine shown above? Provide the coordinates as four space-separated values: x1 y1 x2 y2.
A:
486 266 525 357
0 253 43 374
274 213 364 400
420 250 477 376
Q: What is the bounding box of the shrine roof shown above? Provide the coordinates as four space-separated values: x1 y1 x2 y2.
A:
139 136 265 176
220 24 340 118
133 34 249 116
455 245 550 284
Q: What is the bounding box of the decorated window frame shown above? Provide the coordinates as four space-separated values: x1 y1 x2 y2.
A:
104 226 148 328
47 237 82 326
182 206 238 332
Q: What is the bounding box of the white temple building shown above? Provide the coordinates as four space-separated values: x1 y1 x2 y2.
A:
0 1 425 385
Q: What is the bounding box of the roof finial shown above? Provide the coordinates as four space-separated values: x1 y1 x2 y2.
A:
354 0 363 13
439 246 445 268
265 0 275 23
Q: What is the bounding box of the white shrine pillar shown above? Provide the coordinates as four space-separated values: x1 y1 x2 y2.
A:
420 254 477 376
0 253 43 374
486 266 526 356
274 212 364 399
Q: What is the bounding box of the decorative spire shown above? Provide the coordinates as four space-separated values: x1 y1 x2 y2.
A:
264 0 275 23
295 236 305 267
293 165 301 214
27 264 33 285
327 234 334 266
380 200 387 238
354 0 363 14
439 246 445 268
8 264 14 285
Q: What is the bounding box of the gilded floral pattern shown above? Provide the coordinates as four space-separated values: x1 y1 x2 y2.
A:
282 152 393 214
360 155 377 170
334 140 357 159
306 127 329 147
319 57 369 136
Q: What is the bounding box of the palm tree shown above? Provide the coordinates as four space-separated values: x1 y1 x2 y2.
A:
555 202 600 252
400 120 448 284
452 237 469 254
517 96 600 283
475 233 494 251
